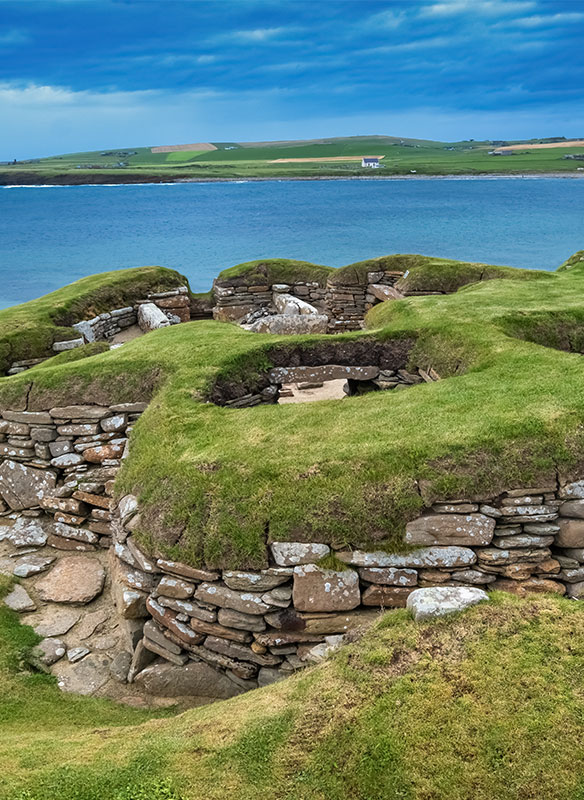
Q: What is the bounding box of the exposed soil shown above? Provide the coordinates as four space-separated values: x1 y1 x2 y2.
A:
494 140 584 152
279 379 347 404
270 155 385 163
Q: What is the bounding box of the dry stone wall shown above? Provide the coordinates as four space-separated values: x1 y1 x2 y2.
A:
4 399 584 698
212 271 404 333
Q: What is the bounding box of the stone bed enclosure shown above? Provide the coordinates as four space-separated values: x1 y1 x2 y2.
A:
3 395 584 699
212 268 407 334
6 285 191 376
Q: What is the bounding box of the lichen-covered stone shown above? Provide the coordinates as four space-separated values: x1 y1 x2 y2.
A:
406 586 488 621
405 513 495 547
0 460 57 510
358 567 417 586
361 585 413 607
292 565 360 612
270 542 330 566
36 556 105 604
337 546 476 569
194 582 272 615
556 519 584 548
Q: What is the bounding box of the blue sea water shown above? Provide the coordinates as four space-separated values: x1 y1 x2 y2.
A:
1 177 583 309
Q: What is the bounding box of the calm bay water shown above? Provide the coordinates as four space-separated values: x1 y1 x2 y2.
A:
1 177 583 309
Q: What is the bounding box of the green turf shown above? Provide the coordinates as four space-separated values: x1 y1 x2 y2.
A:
2 251 582 568
4 590 584 799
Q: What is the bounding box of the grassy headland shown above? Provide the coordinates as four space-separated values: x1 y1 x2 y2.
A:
3 135 584 185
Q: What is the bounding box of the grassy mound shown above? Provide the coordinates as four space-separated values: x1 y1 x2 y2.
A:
4 590 584 799
215 258 333 287
0 266 189 376
1 253 584 568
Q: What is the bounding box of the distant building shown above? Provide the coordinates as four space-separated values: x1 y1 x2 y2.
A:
362 157 380 168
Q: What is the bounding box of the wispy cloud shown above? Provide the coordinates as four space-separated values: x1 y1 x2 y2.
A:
364 9 407 29
0 28 30 46
506 12 584 27
420 0 535 17
221 26 294 43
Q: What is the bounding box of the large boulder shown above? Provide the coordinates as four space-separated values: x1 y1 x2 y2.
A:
556 519 584 548
0 461 57 510
406 586 489 621
248 314 328 335
273 293 319 316
405 514 495 547
133 661 242 699
35 556 105 604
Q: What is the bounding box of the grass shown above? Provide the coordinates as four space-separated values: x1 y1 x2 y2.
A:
2 252 583 567
0 266 189 375
4 591 584 798
4 135 584 184
216 258 334 287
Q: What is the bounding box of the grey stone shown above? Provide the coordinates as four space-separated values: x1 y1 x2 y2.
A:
405 513 495 547
134 661 242 698
13 553 55 577
249 314 328 335
293 565 360 612
270 541 330 566
493 534 554 549
217 607 266 632
30 637 66 667
0 461 57 510
67 646 90 663
257 667 285 687
358 567 418 586
556 519 584 548
406 586 489 621
50 453 85 468
194 582 271 615
7 517 47 547
109 651 132 683
222 570 290 592
33 608 81 637
4 584 36 612
337 546 476 569
54 653 111 695
49 406 110 420
53 338 84 352
35 556 105 604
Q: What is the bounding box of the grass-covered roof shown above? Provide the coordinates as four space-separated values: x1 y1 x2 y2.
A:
1 252 584 568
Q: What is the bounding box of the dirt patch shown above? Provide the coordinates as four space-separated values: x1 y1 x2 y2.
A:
151 143 217 153
111 324 143 345
279 379 347 404
269 155 386 163
494 140 584 152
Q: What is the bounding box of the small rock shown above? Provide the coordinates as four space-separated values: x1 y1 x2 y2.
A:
109 651 133 683
30 637 66 667
67 646 90 663
7 517 47 548
33 608 81 637
4 583 36 612
12 553 55 577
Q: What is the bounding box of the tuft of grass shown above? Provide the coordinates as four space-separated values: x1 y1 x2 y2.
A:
216 258 333 288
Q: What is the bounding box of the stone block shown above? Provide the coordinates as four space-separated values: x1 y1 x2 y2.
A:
405 513 495 547
556 519 584 548
0 461 57 509
361 585 414 607
406 586 488 621
337 546 476 569
270 541 330 566
194 582 271 615
292 565 360 612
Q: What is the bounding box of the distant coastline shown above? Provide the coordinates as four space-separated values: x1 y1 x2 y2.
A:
2 171 584 187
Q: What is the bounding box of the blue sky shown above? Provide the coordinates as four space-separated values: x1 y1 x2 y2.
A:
1 0 583 159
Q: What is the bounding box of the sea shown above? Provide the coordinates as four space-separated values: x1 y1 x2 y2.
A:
1 177 584 309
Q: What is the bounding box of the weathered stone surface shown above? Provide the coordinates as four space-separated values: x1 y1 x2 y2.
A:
559 481 584 499
7 517 47 547
273 293 320 316
337 546 476 569
12 553 55 577
204 635 281 666
433 503 479 514
73 491 111 510
405 514 495 547
368 283 403 302
49 405 109 420
361 585 414 607
109 651 132 683
190 617 252 643
40 496 88 515
0 461 57 510
194 582 271 615
249 313 328 335
451 569 496 585
358 567 417 586
50 453 85 468
158 596 217 622
101 415 127 433
143 638 189 666
493 534 554 549
556 519 584 548
217 607 266 632
134 661 241 698
125 537 158 573
83 440 125 463
222 570 290 592
112 582 148 619
146 597 204 646
269 365 379 384
407 586 489 621
2 410 51 425
188 643 258 679
558 567 584 583
52 522 99 545
156 575 195 599
57 423 99 436
476 547 551 565
31 637 66 667
156 559 219 582
270 541 330 566
54 653 111 695
138 302 171 331
36 556 105 604
292 565 360 612
4 583 36 612
499 505 558 520
257 667 285 687
46 533 95 552
492 578 566 596
32 608 80 637
68 646 90 663
562 548 584 562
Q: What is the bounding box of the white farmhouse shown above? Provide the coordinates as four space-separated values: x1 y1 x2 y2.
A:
361 157 380 168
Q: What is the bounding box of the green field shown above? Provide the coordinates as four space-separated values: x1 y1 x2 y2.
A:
3 135 584 184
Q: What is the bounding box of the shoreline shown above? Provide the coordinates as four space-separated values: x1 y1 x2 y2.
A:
2 171 584 187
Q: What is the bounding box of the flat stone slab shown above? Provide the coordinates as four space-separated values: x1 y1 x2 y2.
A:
35 556 105 604
405 513 495 547
31 637 66 667
7 518 48 548
32 608 81 637
271 542 330 566
268 365 379 384
13 553 55 577
293 564 360 612
4 584 36 612
134 661 241 699
337 546 476 569
406 587 489 622
556 519 584 548
0 461 57 510
54 653 111 695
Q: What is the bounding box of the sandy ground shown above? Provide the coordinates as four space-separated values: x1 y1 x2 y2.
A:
111 324 144 345
494 140 584 152
269 155 385 163
279 379 346 404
